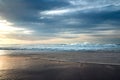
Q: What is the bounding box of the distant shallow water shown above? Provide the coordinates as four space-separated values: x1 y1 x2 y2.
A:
0 50 120 65
0 43 120 65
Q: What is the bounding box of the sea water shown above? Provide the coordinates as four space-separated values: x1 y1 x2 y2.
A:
0 43 120 51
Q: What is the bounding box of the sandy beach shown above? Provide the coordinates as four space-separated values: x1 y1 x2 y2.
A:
0 51 120 80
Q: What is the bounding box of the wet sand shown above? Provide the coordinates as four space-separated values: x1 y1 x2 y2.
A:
0 53 120 80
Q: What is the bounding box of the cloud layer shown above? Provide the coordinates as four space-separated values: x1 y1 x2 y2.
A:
0 0 120 44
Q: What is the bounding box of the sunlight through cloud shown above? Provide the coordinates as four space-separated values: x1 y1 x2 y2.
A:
0 18 33 35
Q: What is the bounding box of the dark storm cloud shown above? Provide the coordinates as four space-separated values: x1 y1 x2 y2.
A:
0 0 120 43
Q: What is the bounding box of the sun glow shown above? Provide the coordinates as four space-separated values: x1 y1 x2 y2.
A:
0 18 34 44
0 19 26 34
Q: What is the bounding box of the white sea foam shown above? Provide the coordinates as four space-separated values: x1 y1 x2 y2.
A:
0 43 120 51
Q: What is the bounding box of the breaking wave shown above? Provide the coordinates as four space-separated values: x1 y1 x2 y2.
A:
0 43 120 51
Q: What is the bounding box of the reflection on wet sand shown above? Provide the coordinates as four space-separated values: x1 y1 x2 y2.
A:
0 56 31 70
0 54 120 80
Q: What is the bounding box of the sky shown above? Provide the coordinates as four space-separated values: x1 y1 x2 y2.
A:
0 0 120 44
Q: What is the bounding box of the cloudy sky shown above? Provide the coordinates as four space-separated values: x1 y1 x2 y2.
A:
0 0 120 44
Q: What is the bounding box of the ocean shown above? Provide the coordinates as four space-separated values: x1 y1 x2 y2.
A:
0 43 120 51
0 43 120 80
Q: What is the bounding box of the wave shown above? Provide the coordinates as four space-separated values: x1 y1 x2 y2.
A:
0 43 120 51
